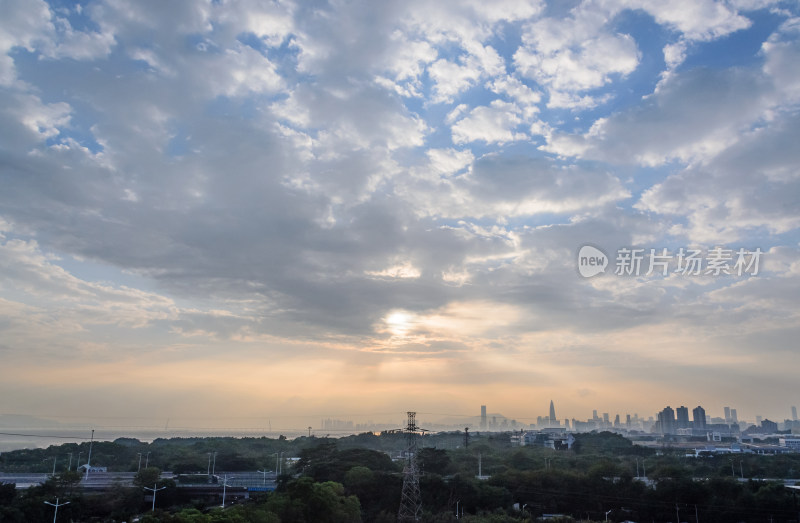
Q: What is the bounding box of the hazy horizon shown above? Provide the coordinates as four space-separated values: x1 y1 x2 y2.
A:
1 1 799 432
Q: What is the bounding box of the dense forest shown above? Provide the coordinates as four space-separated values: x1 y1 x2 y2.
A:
1 431 799 522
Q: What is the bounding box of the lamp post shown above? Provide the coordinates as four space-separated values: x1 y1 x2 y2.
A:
137 453 143 473
605 509 612 521
221 475 233 508
212 451 217 475
44 497 69 523
67 453 72 472
143 482 166 512
45 457 57 476
257 468 269 486
85 429 94 480
145 451 151 468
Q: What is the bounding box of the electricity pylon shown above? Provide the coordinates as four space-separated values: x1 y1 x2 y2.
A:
398 411 423 522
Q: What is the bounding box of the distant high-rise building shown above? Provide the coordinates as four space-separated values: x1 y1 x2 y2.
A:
724 406 731 423
626 414 631 429
761 419 778 433
792 406 797 421
658 406 676 435
480 405 487 429
549 400 556 423
603 413 610 425
692 406 706 430
676 406 689 429
614 414 620 428
730 409 738 423
756 415 763 426
564 418 570 429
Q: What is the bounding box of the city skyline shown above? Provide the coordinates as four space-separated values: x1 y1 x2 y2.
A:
1 1 799 427
2 400 797 435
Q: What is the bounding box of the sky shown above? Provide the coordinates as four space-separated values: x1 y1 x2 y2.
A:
0 0 799 433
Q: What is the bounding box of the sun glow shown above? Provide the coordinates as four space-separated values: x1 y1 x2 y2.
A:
384 310 416 336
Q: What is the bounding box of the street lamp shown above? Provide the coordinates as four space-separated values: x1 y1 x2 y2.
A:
44 497 69 523
257 468 269 486
221 474 233 508
137 453 143 473
145 451 151 468
45 457 57 476
143 482 166 512
85 429 95 480
605 509 612 521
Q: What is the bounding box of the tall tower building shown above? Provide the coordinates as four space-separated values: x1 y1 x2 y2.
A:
692 406 706 430
676 406 690 429
480 405 487 429
724 406 731 423
792 406 797 421
730 409 738 423
549 400 556 424
658 406 676 435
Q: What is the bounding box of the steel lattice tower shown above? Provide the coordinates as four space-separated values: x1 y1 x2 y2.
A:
398 411 422 522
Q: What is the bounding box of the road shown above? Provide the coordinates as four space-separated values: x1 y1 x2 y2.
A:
0 471 277 489
1 471 141 489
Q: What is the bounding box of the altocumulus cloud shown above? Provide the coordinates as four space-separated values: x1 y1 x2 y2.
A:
0 0 799 423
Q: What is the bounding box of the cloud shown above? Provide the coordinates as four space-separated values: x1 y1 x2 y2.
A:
0 0 799 423
635 111 800 243
451 100 527 144
543 66 771 165
515 21 640 108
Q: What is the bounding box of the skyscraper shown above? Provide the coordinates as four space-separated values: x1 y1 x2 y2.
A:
480 405 487 429
676 406 689 429
692 406 706 430
792 406 797 421
730 409 738 423
724 406 731 423
658 406 676 435
549 400 556 424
